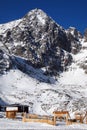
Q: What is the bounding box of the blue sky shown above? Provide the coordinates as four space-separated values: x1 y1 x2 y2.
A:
0 0 87 33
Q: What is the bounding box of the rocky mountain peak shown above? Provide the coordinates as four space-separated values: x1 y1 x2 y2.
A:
0 8 83 75
67 26 82 39
25 8 47 25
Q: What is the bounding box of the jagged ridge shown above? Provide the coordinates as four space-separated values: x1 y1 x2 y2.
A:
0 9 83 75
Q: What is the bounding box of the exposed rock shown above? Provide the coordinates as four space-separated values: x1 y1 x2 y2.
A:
0 9 73 74
0 49 11 74
66 27 82 54
84 28 87 42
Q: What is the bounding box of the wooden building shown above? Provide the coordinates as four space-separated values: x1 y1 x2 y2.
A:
6 107 18 119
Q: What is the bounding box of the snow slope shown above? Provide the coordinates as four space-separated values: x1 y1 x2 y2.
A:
0 41 87 116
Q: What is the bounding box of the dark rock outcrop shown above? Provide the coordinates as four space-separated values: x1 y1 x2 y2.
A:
0 49 11 74
84 28 87 42
66 27 82 54
0 9 83 75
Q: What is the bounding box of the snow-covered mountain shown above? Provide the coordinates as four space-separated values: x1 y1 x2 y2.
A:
0 8 87 116
0 9 73 73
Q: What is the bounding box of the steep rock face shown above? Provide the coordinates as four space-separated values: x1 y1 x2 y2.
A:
0 9 73 74
0 49 11 74
0 9 84 75
66 27 82 54
84 28 87 42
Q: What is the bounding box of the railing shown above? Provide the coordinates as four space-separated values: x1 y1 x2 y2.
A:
22 113 55 125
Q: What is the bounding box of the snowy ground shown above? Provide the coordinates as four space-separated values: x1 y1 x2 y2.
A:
0 112 87 129
0 118 87 129
0 41 87 129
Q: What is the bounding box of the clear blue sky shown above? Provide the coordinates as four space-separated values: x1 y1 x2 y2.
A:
0 0 87 33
